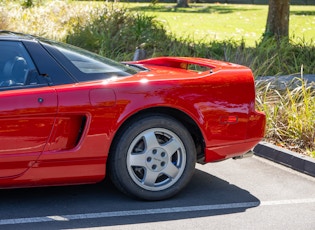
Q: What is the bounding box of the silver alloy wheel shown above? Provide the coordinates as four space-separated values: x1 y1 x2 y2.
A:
126 128 186 191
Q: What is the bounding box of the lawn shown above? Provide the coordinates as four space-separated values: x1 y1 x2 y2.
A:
124 3 315 46
1 1 314 46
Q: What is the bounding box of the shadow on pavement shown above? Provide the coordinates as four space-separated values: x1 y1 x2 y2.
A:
0 168 260 229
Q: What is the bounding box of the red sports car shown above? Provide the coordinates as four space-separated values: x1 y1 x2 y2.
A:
0 31 265 200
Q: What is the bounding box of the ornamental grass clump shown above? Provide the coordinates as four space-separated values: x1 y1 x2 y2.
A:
256 78 315 158
249 38 315 77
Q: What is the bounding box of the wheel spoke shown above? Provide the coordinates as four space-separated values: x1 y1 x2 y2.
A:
143 170 159 186
163 163 180 178
143 131 160 149
163 138 181 155
129 153 147 167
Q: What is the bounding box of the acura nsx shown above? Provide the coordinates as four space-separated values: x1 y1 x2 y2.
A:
0 31 265 200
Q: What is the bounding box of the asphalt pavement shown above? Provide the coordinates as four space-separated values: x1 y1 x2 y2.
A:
0 150 314 230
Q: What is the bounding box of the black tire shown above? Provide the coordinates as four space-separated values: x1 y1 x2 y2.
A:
108 114 196 200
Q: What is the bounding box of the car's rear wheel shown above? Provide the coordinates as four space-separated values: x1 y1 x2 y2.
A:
108 115 196 200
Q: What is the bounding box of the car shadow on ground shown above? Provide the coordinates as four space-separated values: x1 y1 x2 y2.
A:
0 168 260 229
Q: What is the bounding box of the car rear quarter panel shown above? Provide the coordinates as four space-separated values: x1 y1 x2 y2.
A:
111 67 264 162
119 69 248 125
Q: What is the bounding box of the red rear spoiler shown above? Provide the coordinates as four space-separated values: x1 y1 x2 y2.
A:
128 57 245 71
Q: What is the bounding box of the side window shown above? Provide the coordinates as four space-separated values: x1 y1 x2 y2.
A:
0 41 42 89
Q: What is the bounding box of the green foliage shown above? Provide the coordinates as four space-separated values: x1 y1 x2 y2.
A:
252 38 315 76
227 38 315 77
256 79 315 157
1 1 102 40
21 0 34 8
67 5 171 60
64 4 314 76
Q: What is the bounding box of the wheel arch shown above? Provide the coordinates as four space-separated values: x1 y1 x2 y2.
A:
109 107 205 165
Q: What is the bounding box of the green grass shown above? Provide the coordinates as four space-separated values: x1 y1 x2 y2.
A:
124 3 315 47
1 2 314 46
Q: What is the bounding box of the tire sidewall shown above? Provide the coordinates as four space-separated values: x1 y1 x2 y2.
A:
110 115 196 200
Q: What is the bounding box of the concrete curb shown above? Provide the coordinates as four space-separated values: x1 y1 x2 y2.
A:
253 141 315 177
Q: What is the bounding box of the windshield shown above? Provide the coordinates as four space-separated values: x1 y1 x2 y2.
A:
40 38 138 81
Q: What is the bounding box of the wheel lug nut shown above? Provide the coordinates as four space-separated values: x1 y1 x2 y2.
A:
152 165 157 170
161 152 166 157
152 149 157 154
147 157 152 162
161 162 165 167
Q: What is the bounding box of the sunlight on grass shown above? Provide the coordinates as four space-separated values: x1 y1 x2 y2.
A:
125 3 315 47
135 3 267 46
1 2 314 46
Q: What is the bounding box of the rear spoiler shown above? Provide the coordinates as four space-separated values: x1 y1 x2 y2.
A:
128 57 245 71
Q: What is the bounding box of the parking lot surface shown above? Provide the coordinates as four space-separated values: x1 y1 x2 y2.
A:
0 156 314 230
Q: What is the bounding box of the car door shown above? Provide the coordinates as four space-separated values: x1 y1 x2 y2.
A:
0 41 57 178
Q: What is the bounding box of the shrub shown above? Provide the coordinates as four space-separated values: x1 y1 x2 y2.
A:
67 5 170 60
0 7 8 30
67 8 315 77
248 38 315 77
3 1 100 40
256 78 315 157
21 0 33 8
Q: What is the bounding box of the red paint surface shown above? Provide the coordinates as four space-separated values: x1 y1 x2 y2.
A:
0 57 265 188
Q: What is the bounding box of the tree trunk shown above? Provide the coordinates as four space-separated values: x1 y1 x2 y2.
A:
264 0 290 39
177 0 189 8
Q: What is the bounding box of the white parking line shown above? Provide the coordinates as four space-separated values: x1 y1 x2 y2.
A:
1 199 315 226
